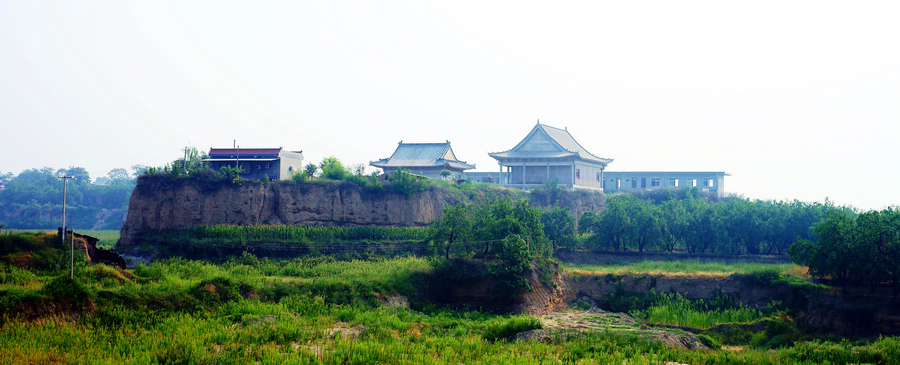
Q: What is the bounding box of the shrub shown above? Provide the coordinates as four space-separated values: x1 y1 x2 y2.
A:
42 275 93 308
319 157 348 180
697 334 722 349
388 168 426 196
482 315 542 341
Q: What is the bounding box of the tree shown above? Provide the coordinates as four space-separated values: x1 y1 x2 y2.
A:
541 207 575 249
853 208 900 293
591 195 634 251
107 168 131 182
440 169 452 180
172 147 207 171
431 203 473 259
789 210 857 287
131 164 150 177
659 199 688 252
488 234 535 298
0 171 14 185
319 157 348 180
350 163 366 176
683 199 722 254
59 166 91 185
304 163 318 178
628 197 662 253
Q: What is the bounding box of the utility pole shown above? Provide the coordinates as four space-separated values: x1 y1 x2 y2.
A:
58 174 73 279
183 146 190 170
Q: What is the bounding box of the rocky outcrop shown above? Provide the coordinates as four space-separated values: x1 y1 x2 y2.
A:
119 178 460 246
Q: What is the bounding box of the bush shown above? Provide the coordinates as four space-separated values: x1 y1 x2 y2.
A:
319 157 348 180
387 168 426 196
290 170 307 184
42 275 93 308
482 315 542 341
190 277 252 306
697 334 722 349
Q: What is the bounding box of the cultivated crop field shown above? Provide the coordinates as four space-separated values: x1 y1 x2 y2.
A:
2 231 899 364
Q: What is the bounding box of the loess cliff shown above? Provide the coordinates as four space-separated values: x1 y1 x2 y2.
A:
119 178 460 246
119 176 606 247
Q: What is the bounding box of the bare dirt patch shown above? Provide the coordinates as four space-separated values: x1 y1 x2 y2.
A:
516 309 709 350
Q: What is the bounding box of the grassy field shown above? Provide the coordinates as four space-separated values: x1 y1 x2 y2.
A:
4 257 899 364
2 229 120 249
2 231 899 364
562 260 808 279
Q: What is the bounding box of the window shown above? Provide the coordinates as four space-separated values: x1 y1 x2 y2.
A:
651 178 661 187
688 178 696 187
256 165 261 170
703 178 714 187
616 178 621 189
669 178 678 187
575 169 580 179
596 172 600 182
265 163 270 168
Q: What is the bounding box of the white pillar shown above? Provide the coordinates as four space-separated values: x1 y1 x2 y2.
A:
522 164 526 186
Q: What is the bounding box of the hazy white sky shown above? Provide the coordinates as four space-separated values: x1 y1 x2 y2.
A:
1 1 897 210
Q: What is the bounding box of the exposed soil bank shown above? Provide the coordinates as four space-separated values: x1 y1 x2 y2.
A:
119 177 605 247
560 272 900 338
120 178 461 247
433 258 900 338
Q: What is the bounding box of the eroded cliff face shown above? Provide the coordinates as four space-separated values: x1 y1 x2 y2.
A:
119 178 458 247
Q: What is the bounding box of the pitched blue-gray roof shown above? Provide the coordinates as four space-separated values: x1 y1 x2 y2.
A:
370 142 475 170
489 123 613 165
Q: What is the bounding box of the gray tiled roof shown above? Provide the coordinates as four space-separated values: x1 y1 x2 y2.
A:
371 142 475 170
489 123 613 165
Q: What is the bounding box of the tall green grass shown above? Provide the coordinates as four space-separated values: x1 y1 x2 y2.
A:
632 292 763 329
142 224 432 245
1 254 898 364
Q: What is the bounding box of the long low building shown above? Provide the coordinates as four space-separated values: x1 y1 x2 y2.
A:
602 171 730 195
202 147 304 181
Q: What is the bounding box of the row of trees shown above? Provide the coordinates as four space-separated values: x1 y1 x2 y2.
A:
0 165 148 229
430 195 549 260
575 190 850 255
789 208 900 292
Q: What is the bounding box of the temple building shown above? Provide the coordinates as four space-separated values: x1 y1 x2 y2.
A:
480 122 728 195
488 122 613 190
370 141 475 179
